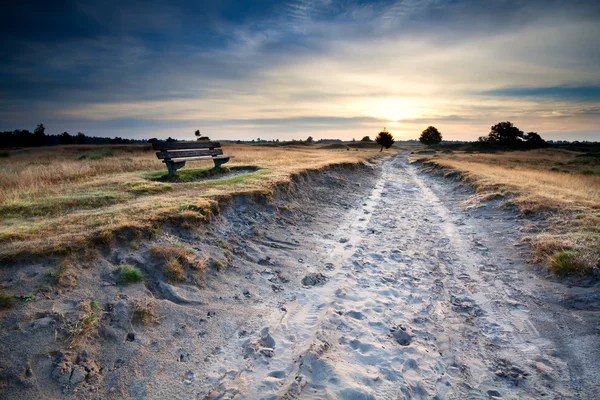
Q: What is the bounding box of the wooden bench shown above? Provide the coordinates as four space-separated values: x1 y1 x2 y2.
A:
152 140 233 175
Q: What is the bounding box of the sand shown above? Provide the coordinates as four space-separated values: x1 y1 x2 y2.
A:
1 153 599 399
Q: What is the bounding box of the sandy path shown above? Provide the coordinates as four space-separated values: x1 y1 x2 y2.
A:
200 154 598 399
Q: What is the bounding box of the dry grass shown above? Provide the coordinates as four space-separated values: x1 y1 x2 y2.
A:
65 300 101 346
413 148 600 275
131 300 158 325
0 143 386 259
149 243 208 281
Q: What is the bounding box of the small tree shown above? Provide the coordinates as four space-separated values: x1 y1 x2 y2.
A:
484 121 523 143
306 136 314 143
419 126 442 145
361 136 372 142
375 128 394 152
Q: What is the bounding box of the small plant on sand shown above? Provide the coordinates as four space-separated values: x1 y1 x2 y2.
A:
22 294 34 303
0 293 14 309
118 265 144 283
212 259 226 272
165 258 185 282
131 300 158 325
67 300 101 345
46 261 77 287
549 250 589 276
149 244 206 279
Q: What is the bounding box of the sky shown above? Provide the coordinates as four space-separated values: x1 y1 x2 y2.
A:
1 0 599 142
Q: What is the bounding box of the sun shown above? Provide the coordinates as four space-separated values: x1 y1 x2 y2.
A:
361 97 420 122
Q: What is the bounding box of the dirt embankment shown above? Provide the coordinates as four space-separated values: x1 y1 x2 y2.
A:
0 160 381 399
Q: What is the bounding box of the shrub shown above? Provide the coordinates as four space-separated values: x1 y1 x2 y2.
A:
549 250 589 276
119 265 144 283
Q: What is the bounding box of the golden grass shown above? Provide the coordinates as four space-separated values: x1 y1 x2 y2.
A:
0 143 387 259
413 148 600 274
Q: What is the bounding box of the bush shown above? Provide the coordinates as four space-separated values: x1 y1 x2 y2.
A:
119 265 144 283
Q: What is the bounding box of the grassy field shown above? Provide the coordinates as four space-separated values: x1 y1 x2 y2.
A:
412 148 600 275
0 143 387 260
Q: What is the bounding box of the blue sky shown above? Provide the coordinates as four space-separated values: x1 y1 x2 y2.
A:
1 0 599 141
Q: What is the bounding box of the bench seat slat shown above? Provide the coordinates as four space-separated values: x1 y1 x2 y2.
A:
152 141 221 151
164 155 233 163
156 149 223 159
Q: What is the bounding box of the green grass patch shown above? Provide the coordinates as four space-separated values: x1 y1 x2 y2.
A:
0 192 126 218
118 265 144 283
143 166 260 183
77 150 114 160
0 292 14 308
549 250 590 276
581 169 600 175
126 182 173 195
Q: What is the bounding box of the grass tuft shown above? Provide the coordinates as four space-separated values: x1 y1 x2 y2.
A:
118 265 144 283
165 258 185 282
213 259 226 272
0 292 14 308
131 300 158 325
549 250 590 276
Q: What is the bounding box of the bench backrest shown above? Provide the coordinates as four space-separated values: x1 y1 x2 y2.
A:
152 141 222 160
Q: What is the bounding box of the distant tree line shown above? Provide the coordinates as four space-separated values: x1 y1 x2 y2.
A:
0 124 148 148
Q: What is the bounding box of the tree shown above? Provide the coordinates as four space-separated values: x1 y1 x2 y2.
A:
32 124 46 146
166 137 177 142
483 121 523 143
419 126 442 145
58 132 73 145
76 132 86 144
524 131 546 145
361 136 372 142
306 136 314 143
375 128 394 152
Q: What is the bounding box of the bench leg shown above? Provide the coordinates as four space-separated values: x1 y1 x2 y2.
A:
213 157 230 168
165 161 186 175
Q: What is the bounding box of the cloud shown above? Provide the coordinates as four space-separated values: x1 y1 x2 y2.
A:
1 0 599 140
480 86 600 101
